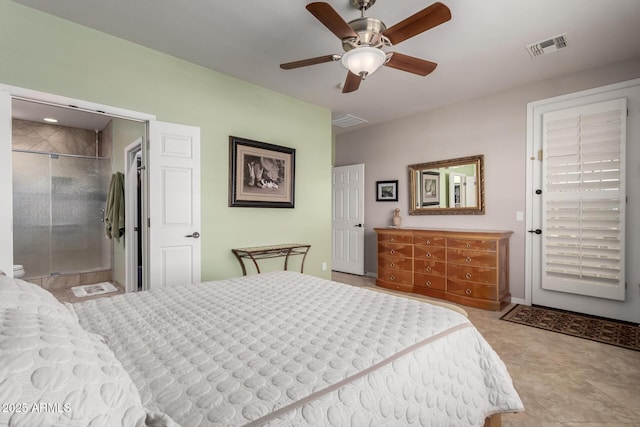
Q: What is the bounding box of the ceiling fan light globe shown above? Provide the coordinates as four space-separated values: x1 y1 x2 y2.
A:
341 47 386 78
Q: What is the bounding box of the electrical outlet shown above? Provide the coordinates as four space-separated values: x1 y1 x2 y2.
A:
516 211 524 222
322 262 327 271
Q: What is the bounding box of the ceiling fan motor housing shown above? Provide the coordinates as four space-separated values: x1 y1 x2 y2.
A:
342 17 387 51
350 0 376 11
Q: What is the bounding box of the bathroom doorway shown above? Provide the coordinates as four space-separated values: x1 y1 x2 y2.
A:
10 98 146 292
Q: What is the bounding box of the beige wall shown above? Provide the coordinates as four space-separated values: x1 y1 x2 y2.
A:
335 57 640 300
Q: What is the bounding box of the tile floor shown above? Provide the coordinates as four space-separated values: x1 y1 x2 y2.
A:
49 281 124 304
332 271 640 427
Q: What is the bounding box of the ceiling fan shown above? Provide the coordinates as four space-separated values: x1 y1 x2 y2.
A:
280 0 451 93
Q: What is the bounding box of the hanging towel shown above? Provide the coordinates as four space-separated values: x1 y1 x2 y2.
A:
105 172 125 242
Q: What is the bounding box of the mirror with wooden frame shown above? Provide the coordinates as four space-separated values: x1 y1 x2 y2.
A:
408 155 485 215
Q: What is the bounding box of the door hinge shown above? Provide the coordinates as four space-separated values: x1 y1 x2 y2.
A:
147 218 151 228
537 149 543 161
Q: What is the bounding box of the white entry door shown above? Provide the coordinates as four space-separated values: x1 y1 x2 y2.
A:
528 80 640 323
148 121 201 289
332 164 365 275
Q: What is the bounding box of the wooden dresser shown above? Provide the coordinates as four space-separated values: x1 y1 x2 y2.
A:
375 228 512 311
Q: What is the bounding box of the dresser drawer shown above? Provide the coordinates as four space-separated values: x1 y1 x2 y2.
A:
412 234 446 247
447 264 497 285
414 246 446 261
414 259 446 276
447 278 497 301
447 238 497 252
447 249 497 268
378 233 413 244
378 267 412 285
378 256 413 271
378 242 413 258
374 227 511 311
414 273 446 290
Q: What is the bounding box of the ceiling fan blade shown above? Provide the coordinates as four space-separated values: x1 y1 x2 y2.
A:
342 71 362 93
385 52 437 76
382 2 451 45
306 2 358 40
280 55 339 70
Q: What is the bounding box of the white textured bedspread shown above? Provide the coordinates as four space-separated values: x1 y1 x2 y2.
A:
72 271 523 426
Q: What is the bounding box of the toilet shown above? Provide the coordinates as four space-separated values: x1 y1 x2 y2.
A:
12 265 25 279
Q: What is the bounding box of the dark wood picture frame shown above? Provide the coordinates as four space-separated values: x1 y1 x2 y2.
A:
421 171 440 206
229 136 295 208
376 180 398 202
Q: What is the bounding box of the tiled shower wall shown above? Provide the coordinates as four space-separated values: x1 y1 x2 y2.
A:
12 118 104 155
12 118 113 289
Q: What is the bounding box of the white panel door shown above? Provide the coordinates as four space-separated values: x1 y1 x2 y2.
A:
148 121 201 289
465 176 477 208
332 164 364 275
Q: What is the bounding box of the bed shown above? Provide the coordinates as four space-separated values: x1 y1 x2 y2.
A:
0 271 523 426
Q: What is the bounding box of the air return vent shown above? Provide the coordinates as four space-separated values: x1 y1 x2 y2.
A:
526 33 568 58
332 114 368 128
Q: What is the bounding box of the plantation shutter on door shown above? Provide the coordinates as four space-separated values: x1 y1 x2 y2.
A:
541 98 626 301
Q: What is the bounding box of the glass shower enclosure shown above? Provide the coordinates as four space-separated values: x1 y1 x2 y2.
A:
12 151 111 279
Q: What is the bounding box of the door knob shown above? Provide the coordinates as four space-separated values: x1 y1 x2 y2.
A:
185 232 200 238
528 229 542 235
354 223 363 228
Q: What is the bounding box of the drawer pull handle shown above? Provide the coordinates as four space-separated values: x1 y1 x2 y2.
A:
465 288 472 295
426 266 432 272
390 238 395 242
465 272 472 279
390 249 396 255
465 257 472 263
426 252 432 258
466 243 471 248
390 263 395 268
390 275 396 281
426 280 432 287
426 240 431 245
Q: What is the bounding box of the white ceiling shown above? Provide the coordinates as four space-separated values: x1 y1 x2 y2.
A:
12 98 114 130
13 0 640 133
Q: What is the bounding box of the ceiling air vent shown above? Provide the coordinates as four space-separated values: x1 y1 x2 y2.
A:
526 33 568 58
332 114 368 128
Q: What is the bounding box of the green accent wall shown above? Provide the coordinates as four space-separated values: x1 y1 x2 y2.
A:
0 2 333 280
